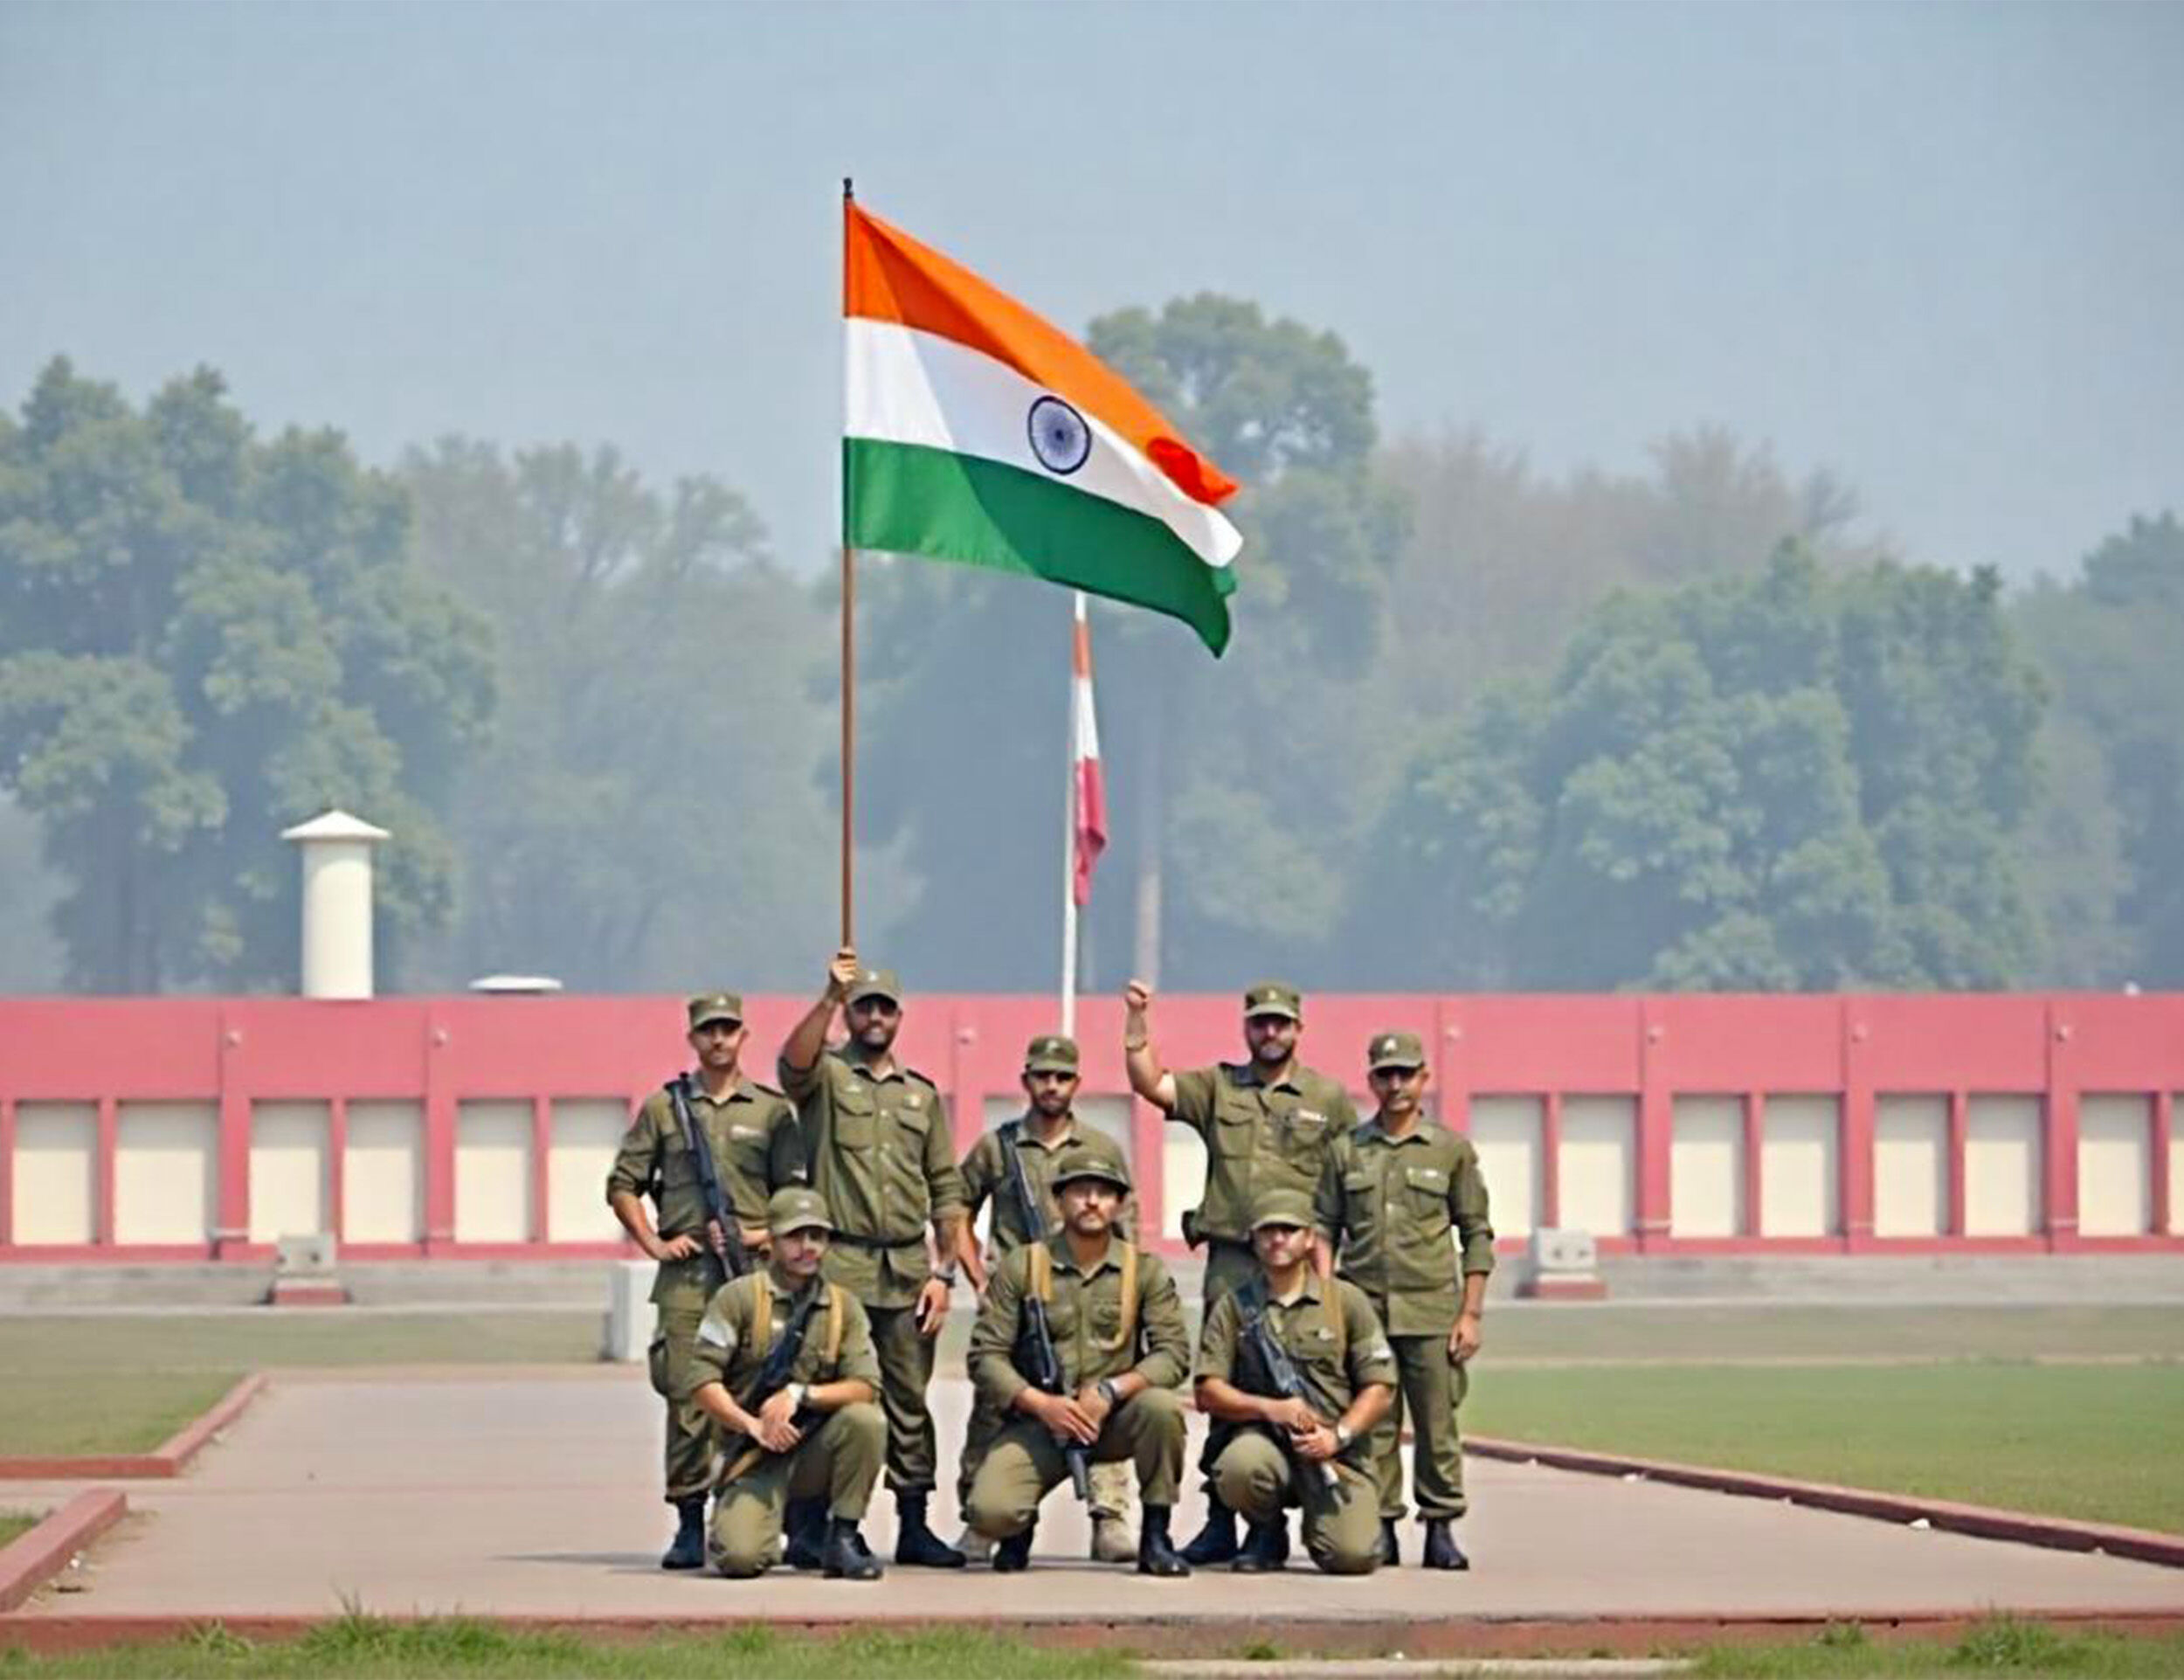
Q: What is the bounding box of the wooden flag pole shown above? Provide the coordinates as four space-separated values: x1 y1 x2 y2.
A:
840 176 856 946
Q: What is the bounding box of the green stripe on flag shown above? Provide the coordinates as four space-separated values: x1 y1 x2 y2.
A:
844 438 1234 655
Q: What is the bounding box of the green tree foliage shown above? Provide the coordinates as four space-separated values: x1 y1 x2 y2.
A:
1358 543 2047 989
855 294 1402 989
2015 513 2184 985
399 440 839 991
0 360 493 992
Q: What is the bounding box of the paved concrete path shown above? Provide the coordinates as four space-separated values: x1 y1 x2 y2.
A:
17 1368 2184 1622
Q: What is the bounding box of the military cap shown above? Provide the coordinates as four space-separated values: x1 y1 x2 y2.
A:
1249 1187 1317 1231
1367 1029 1426 1072
688 991 744 1030
1024 1034 1080 1074
767 1186 834 1237
1241 980 1302 1021
847 965 903 1006
1051 1139 1132 1193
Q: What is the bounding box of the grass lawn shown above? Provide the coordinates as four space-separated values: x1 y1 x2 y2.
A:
0 1614 2179 1678
1482 1303 2184 1364
0 1313 596 1456
0 1513 38 1548
1468 1361 2184 1535
1691 1618 2184 1678
0 1621 1134 1678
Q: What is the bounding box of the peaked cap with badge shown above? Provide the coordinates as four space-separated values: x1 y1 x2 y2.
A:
1367 1030 1425 1072
1024 1034 1080 1074
1241 980 1302 1021
1050 1138 1132 1193
688 991 745 1029
847 966 903 1006
768 1186 834 1237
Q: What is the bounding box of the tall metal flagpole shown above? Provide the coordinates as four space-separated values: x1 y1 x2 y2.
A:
840 176 856 947
1060 591 1086 1034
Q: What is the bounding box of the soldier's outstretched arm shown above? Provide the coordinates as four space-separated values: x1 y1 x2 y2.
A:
782 947 857 1076
1123 979 1178 1111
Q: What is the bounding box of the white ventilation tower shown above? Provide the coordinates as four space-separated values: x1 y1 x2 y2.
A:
280 809 390 999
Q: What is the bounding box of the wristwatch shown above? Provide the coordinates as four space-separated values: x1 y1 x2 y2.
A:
933 1269 957 1287
785 1382 807 1409
1332 1421 1354 1449
1095 1378 1123 1407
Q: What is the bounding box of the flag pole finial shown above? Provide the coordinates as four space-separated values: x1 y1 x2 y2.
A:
843 176 854 204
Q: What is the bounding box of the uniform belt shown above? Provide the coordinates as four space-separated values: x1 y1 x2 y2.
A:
830 1231 924 1251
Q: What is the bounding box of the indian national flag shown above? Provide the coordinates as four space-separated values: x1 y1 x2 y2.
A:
844 203 1243 655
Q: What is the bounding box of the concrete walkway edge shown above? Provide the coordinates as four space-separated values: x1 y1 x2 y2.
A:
0 1491 128 1613
3 1607 2181 1656
0 1373 267 1481
1466 1434 2184 1568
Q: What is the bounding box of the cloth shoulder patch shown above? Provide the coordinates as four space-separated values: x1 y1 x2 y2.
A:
1361 1338 1393 1365
697 1315 736 1351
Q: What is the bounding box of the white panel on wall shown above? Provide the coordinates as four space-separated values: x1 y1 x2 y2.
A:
1161 1131 1207 1241
2077 1095 2152 1238
12 1102 96 1245
1558 1096 1635 1237
1874 1095 1947 1238
248 1102 328 1243
1670 1095 1744 1238
981 1096 1020 1132
549 1099 628 1244
1965 1095 2042 1236
1469 1096 1543 1239
345 1102 423 1243
1760 1096 1840 1238
2171 1106 2183 1236
455 1100 533 1242
114 1102 217 1244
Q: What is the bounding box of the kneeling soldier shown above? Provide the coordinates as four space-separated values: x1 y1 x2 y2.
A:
1193 1188 1396 1575
688 1187 887 1580
964 1141 1193 1576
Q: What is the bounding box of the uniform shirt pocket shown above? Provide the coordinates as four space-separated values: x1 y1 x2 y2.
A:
831 1084 879 1150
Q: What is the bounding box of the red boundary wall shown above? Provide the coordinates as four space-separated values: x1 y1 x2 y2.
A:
1 992 2179 1262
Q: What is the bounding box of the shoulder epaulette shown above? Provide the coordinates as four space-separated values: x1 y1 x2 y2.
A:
902 1066 942 1090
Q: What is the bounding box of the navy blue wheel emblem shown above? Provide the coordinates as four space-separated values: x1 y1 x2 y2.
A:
1027 395 1092 475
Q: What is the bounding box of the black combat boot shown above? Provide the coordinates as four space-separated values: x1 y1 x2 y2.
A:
660 1495 706 1570
991 1524 1034 1573
1379 1517 1400 1566
1179 1496 1238 1565
1422 1517 1469 1571
1231 1518 1288 1573
782 1497 827 1570
1136 1506 1190 1577
893 1492 967 1567
821 1517 885 1580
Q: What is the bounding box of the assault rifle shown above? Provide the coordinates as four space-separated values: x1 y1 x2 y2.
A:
723 1283 826 1479
1237 1284 1340 1490
1003 1123 1093 1504
667 1075 750 1278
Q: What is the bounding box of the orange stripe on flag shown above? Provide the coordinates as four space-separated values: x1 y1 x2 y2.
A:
846 203 1239 508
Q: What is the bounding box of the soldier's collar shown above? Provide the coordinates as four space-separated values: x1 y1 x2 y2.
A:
1266 1269 1324 1307
1362 1117 1428 1144
1017 1114 1077 1150
836 1047 904 1082
688 1072 753 1104
1230 1060 1303 1094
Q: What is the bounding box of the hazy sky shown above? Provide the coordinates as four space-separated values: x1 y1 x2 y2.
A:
3 0 2179 583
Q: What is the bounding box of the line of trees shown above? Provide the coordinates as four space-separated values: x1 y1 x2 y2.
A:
1 343 2176 995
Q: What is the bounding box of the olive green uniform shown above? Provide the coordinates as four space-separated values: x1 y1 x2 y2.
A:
957 1115 1137 1516
964 1232 1192 1536
1315 1119 1494 1521
1195 1275 1397 1574
605 1078 803 1504
781 1047 965 1495
1170 1062 1358 1306
688 1268 887 1576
